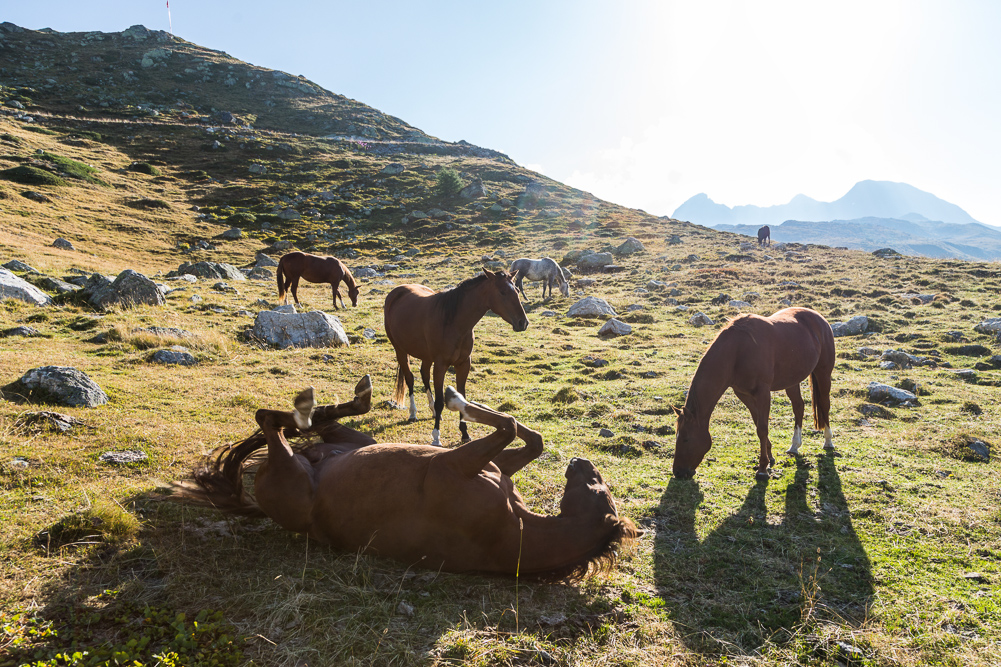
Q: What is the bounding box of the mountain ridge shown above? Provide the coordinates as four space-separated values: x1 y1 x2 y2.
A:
673 179 981 227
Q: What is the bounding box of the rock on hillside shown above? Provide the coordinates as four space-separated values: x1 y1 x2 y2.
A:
0 268 53 305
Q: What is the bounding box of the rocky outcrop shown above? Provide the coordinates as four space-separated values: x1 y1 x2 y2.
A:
170 262 246 281
80 270 165 310
6 366 109 407
251 310 349 349
0 268 53 305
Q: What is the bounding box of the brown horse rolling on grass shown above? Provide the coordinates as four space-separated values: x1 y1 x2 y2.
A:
276 251 359 309
673 307 835 481
384 269 528 447
172 377 639 579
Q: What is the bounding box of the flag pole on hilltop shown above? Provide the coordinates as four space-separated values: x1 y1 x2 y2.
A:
167 0 173 36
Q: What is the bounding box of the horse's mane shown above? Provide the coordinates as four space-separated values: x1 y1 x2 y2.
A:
528 516 642 583
340 261 357 290
435 273 488 325
167 421 348 516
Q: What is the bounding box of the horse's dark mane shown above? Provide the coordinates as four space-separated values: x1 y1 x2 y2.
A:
340 262 357 290
527 516 641 583
435 273 488 325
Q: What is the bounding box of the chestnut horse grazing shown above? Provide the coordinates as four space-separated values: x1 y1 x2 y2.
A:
172 378 639 579
384 269 528 446
673 307 835 481
276 251 359 309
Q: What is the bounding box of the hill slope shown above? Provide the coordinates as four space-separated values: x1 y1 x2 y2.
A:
1 22 1000 667
673 180 981 227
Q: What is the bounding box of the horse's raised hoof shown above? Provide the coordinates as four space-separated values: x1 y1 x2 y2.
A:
755 470 770 481
293 386 316 430
355 374 372 398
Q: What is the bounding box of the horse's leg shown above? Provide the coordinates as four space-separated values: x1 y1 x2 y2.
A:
253 390 317 528
785 383 805 455
812 368 834 449
291 275 302 306
331 284 340 310
515 273 526 299
311 374 372 423
430 361 447 447
735 388 774 480
455 358 471 443
420 360 434 416
438 387 519 477
397 351 418 422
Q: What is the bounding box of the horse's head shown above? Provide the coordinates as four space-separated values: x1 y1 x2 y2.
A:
347 283 360 307
672 405 711 479
483 268 529 332
559 457 618 519
558 278 570 297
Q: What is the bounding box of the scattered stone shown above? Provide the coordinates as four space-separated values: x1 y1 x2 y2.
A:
52 238 75 250
277 208 301 221
251 311 349 349
246 266 273 281
950 369 978 382
149 346 197 365
867 382 916 406
576 278 596 288
567 296 616 318
872 248 901 258
688 312 714 327
80 270 165 310
16 411 86 434
973 318 1001 335
255 253 279 268
99 450 148 465
615 237 645 255
641 371 659 379
2 326 41 337
710 293 731 306
171 261 246 281
881 349 919 369
598 318 632 336
0 268 53 305
362 328 377 339
540 310 557 317
37 276 79 294
966 440 990 462
3 260 40 274
219 227 243 240
22 190 52 203
582 356 609 368
962 572 989 583
599 428 614 438
381 163 406 175
577 252 613 271
396 600 415 617
8 366 108 407
857 403 894 419
626 304 644 311
459 178 487 199
667 235 682 245
248 163 267 175
728 300 752 309
831 315 869 337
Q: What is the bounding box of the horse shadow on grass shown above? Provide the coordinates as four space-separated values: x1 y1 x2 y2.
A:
653 452 874 655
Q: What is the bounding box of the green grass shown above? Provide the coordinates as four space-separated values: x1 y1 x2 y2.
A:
0 60 999 667
0 165 67 187
39 152 106 185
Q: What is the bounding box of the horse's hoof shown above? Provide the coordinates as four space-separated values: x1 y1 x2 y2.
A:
444 386 468 413
754 470 770 481
355 374 372 398
823 444 836 451
407 416 418 424
293 386 316 430
785 448 800 456
459 435 471 444
768 457 776 467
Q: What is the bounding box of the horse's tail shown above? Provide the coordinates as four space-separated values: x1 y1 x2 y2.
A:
393 364 407 403
167 431 269 517
276 257 286 301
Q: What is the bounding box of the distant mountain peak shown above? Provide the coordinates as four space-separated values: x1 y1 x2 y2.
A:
673 181 978 228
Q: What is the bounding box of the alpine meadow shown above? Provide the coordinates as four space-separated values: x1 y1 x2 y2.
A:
0 22 999 667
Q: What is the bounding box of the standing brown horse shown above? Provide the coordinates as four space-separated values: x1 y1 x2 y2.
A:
673 307 835 481
384 269 528 446
276 251 359 309
757 225 771 246
172 378 639 579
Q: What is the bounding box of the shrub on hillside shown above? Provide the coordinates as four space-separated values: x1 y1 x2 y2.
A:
227 212 257 226
128 161 161 176
434 167 462 199
0 165 66 186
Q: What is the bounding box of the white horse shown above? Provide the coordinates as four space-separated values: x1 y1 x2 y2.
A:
509 257 570 299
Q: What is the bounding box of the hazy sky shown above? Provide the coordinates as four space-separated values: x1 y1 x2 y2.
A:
6 1 1000 223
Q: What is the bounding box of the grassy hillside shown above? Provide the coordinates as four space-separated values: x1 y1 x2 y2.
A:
1 24 1000 667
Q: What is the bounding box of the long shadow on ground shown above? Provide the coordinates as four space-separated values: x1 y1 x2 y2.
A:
654 452 874 655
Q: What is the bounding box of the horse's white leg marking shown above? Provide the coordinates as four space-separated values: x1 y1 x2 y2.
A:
293 386 316 430
444 386 480 423
408 391 417 421
431 428 441 447
823 426 834 449
786 425 803 455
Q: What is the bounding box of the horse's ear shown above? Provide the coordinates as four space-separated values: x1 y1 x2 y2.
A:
482 267 495 278
509 268 520 282
671 405 684 417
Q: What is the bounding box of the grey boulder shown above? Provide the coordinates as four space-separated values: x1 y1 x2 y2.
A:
598 318 632 336
172 261 246 281
568 296 616 318
831 315 869 337
252 310 349 349
867 382 916 405
11 366 109 407
0 268 53 305
80 269 165 310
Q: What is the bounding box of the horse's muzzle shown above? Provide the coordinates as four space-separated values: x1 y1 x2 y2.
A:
672 467 695 480
513 319 529 332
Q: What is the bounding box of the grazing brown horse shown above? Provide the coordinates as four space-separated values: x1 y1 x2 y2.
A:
757 225 771 246
172 378 639 579
384 269 528 446
673 307 835 481
276 251 359 309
